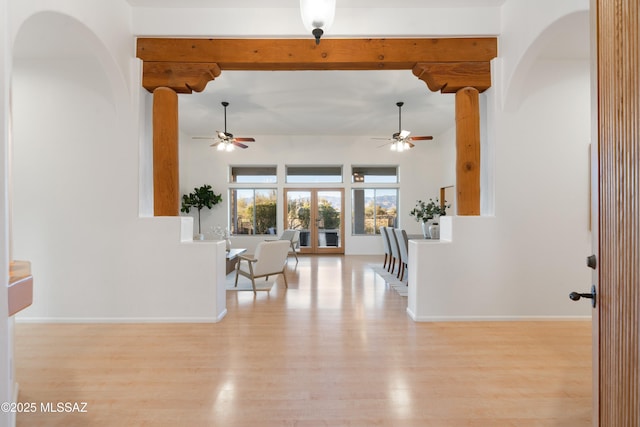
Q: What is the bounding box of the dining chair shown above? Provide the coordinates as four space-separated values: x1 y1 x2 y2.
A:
386 227 402 276
380 226 392 271
393 228 409 282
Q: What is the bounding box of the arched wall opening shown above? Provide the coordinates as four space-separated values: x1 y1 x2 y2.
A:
11 11 131 317
503 10 590 111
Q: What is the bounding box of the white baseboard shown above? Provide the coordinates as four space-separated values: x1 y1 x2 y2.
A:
15 316 223 324
406 309 591 322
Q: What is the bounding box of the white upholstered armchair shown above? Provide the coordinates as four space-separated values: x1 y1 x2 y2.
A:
234 240 290 294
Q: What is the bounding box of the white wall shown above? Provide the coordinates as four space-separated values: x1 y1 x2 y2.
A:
409 52 592 319
500 0 589 110
131 7 501 38
0 0 13 424
9 5 226 323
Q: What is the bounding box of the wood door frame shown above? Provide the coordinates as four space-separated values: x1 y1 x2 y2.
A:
284 188 344 255
594 0 640 423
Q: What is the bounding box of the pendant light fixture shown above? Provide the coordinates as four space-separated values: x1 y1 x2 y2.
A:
300 0 336 45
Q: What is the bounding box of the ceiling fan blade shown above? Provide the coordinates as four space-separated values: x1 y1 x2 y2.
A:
372 137 392 141
233 137 255 142
406 141 415 148
209 141 222 147
193 136 215 140
376 142 392 148
408 136 434 141
399 129 411 139
233 141 249 149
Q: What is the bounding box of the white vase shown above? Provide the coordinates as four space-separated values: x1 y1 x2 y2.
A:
225 237 231 251
421 222 430 239
429 222 440 240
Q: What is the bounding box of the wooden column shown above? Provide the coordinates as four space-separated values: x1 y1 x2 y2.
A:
153 87 179 216
455 87 481 215
413 62 491 216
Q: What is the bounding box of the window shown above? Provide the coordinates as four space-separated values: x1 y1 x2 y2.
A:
230 166 277 183
351 166 398 183
352 188 398 235
230 189 277 235
286 165 342 183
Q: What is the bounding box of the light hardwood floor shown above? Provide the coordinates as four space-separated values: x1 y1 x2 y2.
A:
14 255 592 427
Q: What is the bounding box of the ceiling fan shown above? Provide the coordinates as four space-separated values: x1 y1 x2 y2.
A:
374 101 433 151
192 101 255 151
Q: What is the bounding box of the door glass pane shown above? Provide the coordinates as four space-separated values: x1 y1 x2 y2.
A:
316 191 341 248
286 191 311 248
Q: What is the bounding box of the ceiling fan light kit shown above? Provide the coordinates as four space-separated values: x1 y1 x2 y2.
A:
300 0 336 45
390 141 412 152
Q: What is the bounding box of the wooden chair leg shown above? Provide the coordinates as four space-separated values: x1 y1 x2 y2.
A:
383 254 388 269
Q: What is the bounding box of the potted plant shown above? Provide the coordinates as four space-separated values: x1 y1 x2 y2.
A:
181 185 222 239
409 197 450 238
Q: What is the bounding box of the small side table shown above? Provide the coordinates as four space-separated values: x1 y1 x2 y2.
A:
226 248 247 275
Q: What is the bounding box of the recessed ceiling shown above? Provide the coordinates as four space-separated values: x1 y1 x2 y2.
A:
180 70 455 138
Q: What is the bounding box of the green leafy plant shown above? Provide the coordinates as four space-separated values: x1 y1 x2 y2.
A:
181 185 222 234
409 197 450 223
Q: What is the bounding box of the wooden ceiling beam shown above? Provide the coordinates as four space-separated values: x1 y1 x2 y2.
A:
136 37 497 93
137 37 497 67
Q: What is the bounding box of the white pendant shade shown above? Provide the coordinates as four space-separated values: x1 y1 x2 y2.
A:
300 0 336 32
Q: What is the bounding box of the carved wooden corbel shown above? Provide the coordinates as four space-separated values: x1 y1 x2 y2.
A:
412 62 491 93
142 62 222 93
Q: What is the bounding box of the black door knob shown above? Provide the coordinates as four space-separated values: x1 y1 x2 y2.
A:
569 285 597 308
